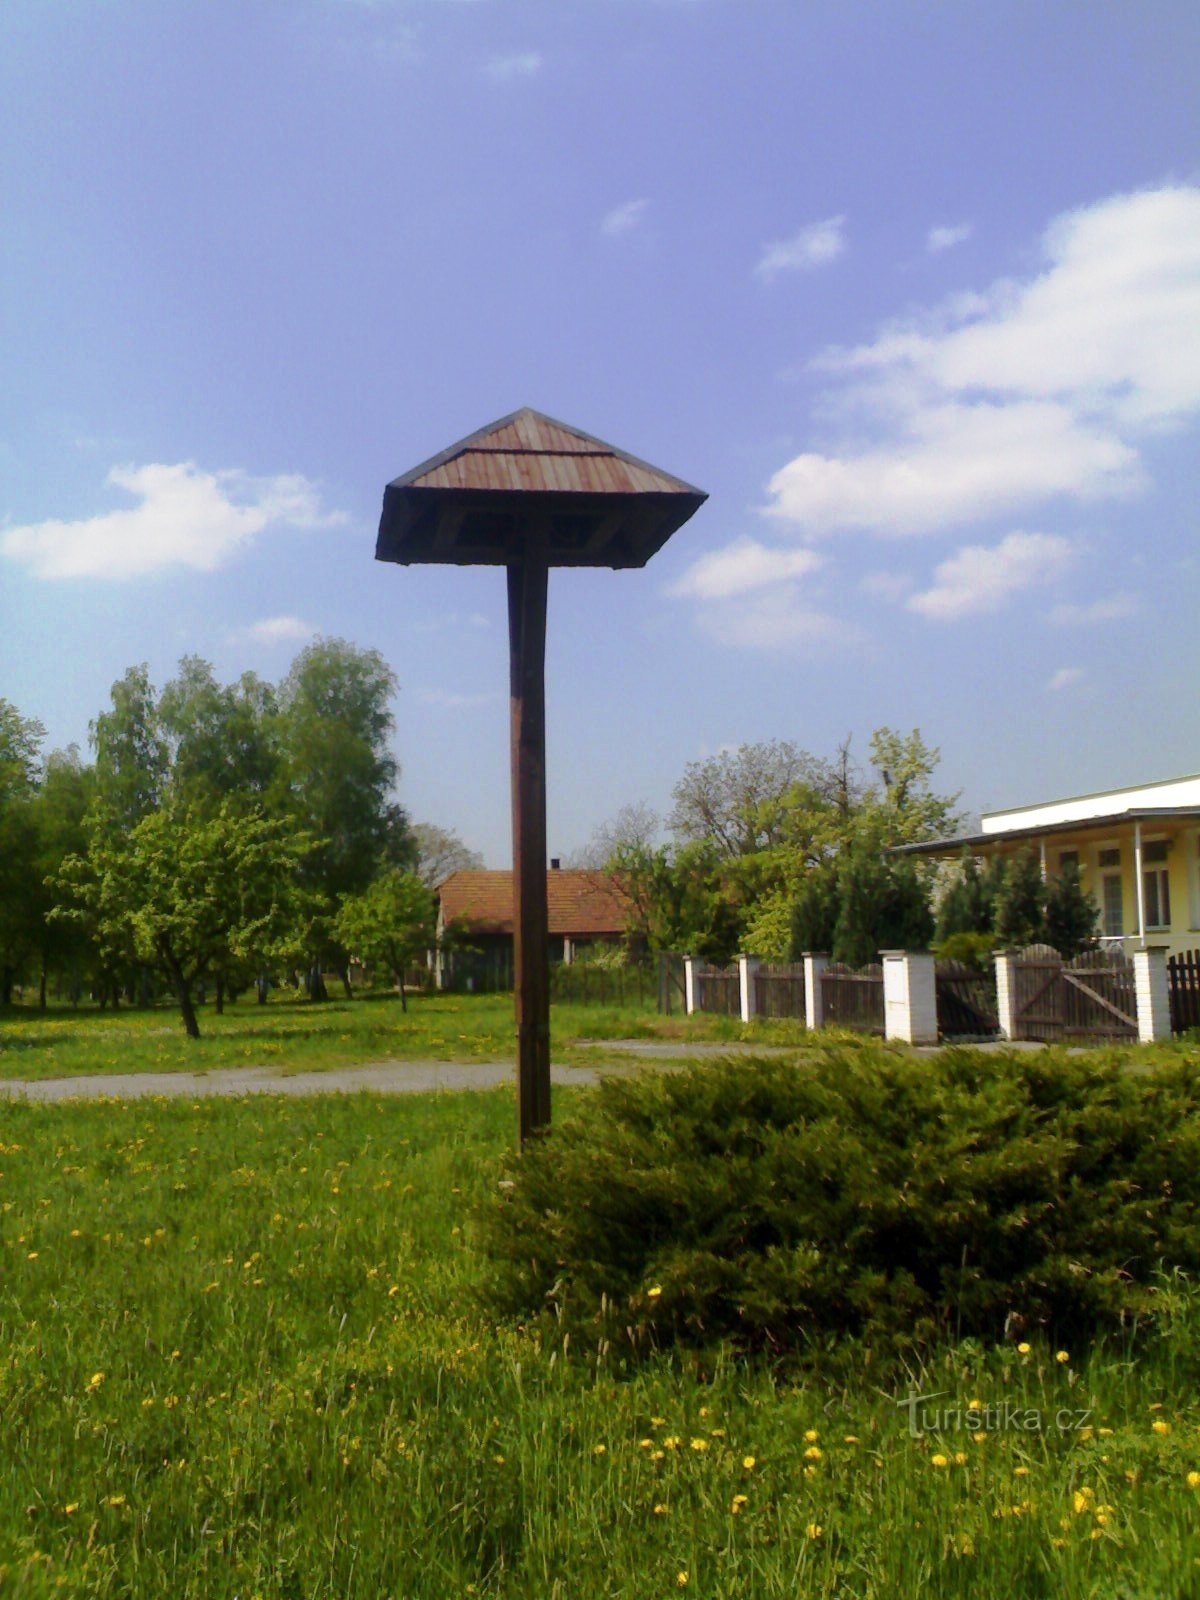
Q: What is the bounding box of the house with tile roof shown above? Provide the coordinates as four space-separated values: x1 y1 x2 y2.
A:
433 865 633 989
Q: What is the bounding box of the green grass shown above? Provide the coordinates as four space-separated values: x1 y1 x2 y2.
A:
0 1078 1199 1596
0 992 791 1082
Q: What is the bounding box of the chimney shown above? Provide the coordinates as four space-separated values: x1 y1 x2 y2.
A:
550 858 561 870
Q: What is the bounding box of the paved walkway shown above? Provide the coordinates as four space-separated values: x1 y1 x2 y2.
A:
0 1040 791 1103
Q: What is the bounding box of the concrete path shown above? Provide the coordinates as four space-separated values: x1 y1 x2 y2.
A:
0 1041 790 1103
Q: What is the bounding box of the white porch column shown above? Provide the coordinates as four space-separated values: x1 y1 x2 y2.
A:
683 955 698 1016
882 951 938 1046
1039 838 1047 881
994 951 1018 1041
1134 821 1147 945
1133 946 1171 1043
738 955 761 1024
803 952 829 1030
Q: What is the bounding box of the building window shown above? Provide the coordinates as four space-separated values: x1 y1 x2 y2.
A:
1098 847 1121 869
1144 866 1171 930
1059 850 1080 871
1102 874 1124 938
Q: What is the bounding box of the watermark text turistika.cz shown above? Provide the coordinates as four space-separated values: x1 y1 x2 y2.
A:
896 1390 1093 1438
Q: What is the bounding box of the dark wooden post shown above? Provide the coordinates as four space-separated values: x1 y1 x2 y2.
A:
508 554 552 1140
375 408 706 1148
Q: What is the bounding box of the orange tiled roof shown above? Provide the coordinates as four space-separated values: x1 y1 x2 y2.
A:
436 869 630 937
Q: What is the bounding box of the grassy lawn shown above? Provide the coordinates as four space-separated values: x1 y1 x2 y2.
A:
0 1065 1198 1597
0 992 793 1083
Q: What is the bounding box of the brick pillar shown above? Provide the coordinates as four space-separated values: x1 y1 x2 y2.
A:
803 953 829 1030
738 955 761 1024
882 951 938 1046
1133 946 1171 1043
994 951 1017 1041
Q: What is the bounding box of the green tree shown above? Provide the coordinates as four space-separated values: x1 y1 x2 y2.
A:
0 702 47 1005
1045 860 1100 958
410 822 483 888
333 870 436 1011
668 741 838 860
276 639 412 995
28 747 94 1007
55 800 312 1038
159 656 280 812
994 850 1047 949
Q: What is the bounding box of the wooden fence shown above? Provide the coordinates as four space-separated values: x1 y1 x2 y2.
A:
935 960 999 1040
1010 945 1137 1043
753 962 807 1022
820 962 884 1034
550 963 655 1008
693 963 740 1017
1168 949 1200 1035
657 953 686 1015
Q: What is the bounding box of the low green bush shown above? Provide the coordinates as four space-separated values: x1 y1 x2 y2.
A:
478 1044 1200 1365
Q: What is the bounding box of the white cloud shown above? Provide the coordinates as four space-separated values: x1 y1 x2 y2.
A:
693 585 861 656
1046 593 1140 626
1 462 346 580
755 215 846 280
668 537 822 600
927 222 972 253
1047 666 1086 692
765 186 1200 537
907 530 1074 621
485 51 542 81
601 198 649 237
244 616 317 644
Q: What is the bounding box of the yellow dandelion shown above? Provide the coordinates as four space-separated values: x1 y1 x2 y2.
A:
967 1398 984 1411
804 1428 819 1442
803 1464 818 1479
742 1455 756 1470
106 1494 126 1507
930 1454 949 1469
664 1436 680 1450
1017 1342 1031 1355
954 1452 968 1466
26 1252 38 1261
804 1446 823 1462
676 1572 689 1588
64 1504 78 1515
593 1443 607 1456
1152 1420 1171 1436
87 1372 105 1391
651 1450 665 1461
651 1416 666 1427
806 1523 823 1540
731 1493 748 1513
647 1286 662 1299
639 1438 653 1450
1186 1471 1200 1489
1055 1350 1070 1364
1013 1466 1030 1477
690 1437 709 1453
844 1435 859 1445
653 1503 668 1516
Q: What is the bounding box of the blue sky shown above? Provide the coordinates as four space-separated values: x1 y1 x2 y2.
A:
2 0 1198 864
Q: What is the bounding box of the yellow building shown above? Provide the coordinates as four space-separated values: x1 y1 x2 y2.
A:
904 773 1200 957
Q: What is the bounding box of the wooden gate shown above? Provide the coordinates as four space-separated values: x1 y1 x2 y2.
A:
1011 945 1137 1043
1168 950 1200 1035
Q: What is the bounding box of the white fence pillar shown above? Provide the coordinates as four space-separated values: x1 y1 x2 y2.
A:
1133 946 1171 1043
683 955 698 1016
882 951 938 1046
994 951 1017 1040
803 953 829 1030
738 955 761 1024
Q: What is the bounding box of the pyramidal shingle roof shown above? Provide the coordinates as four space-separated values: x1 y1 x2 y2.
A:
391 408 705 498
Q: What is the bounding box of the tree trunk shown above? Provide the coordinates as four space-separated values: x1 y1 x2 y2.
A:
339 964 353 1000
160 942 201 1039
215 977 225 1015
1 967 13 1007
394 969 408 1013
306 963 328 1002
256 969 269 1005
